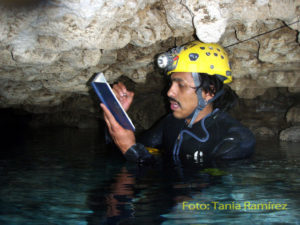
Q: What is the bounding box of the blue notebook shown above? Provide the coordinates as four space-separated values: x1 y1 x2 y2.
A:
91 73 135 131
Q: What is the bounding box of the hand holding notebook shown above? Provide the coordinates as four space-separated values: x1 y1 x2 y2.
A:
110 81 134 112
91 73 135 131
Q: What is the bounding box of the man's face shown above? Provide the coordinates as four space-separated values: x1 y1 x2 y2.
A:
167 72 198 119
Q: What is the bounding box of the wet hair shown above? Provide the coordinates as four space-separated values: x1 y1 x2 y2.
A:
197 73 238 111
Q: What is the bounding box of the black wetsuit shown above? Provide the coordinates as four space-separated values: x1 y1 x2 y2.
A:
124 108 255 163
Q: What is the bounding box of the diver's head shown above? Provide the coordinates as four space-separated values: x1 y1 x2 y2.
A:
158 41 234 126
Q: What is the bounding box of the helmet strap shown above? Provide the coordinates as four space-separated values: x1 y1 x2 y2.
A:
187 73 224 128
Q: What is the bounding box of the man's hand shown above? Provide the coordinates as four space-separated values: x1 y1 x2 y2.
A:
112 82 134 112
101 103 136 154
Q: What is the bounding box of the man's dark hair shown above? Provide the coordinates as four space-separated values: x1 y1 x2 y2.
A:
197 73 238 111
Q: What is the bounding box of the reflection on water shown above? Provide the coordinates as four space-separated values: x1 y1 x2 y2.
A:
0 128 300 225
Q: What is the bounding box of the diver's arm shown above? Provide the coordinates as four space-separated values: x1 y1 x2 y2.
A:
124 116 166 163
124 143 155 163
211 126 255 159
103 116 154 163
101 104 136 154
102 103 165 163
101 81 136 151
100 81 159 163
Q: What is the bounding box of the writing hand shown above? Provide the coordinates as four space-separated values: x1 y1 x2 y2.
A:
101 103 136 154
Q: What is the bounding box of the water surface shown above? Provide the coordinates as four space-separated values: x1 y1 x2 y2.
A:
1 128 300 225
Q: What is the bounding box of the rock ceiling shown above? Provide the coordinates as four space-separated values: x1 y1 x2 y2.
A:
0 0 299 111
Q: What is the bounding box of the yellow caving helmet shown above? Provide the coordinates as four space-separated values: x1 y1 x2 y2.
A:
157 41 232 84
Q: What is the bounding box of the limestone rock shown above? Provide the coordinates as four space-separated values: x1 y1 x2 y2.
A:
253 127 277 138
258 24 300 64
130 5 172 47
0 49 16 67
0 0 300 131
182 0 229 43
164 0 194 37
61 49 102 69
280 126 300 142
288 87 300 93
286 105 300 124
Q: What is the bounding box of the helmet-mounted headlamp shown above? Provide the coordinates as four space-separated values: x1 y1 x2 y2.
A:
157 53 173 70
157 46 183 73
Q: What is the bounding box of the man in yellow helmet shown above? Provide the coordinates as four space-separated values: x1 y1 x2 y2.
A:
101 41 255 163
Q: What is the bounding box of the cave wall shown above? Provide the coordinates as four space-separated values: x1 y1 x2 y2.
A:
0 0 299 140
